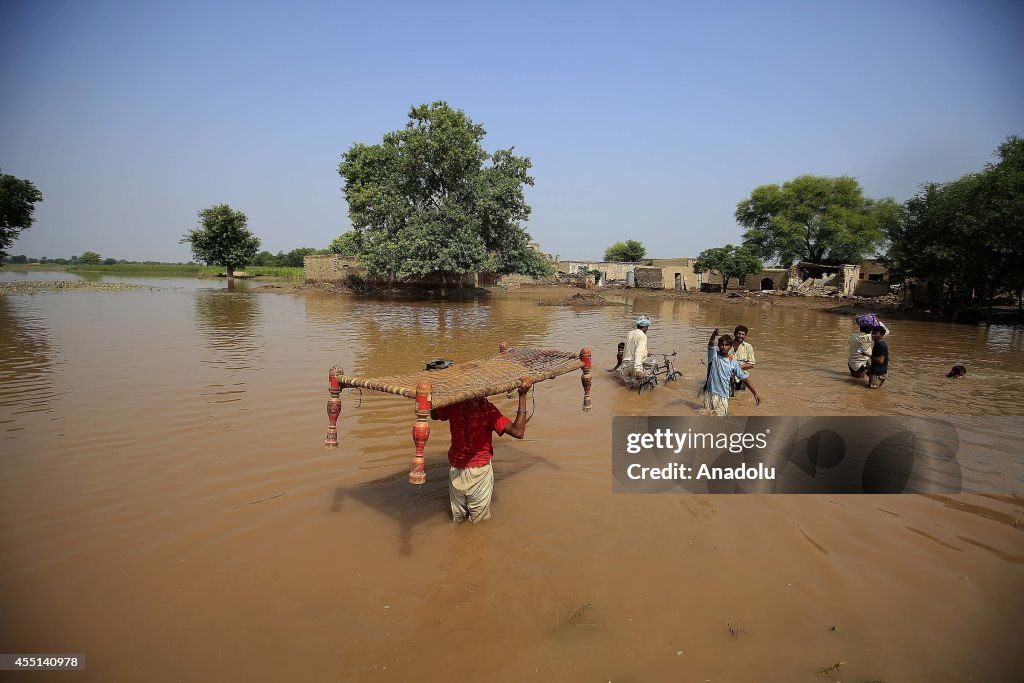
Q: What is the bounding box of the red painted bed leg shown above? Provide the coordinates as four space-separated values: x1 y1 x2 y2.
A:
580 349 592 412
325 366 343 447
410 381 432 484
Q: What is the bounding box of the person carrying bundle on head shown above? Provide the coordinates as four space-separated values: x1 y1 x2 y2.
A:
848 313 889 378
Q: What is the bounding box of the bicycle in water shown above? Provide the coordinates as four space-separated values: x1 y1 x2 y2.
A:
636 351 682 394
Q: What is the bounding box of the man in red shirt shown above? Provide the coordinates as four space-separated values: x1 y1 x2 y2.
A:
431 377 534 523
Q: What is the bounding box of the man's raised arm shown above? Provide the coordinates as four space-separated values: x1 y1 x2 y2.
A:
502 377 534 439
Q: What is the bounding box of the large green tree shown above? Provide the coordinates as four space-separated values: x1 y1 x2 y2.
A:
180 204 261 277
736 175 898 266
694 245 764 294
888 135 1024 320
338 102 538 281
78 251 102 265
603 240 646 262
0 170 44 262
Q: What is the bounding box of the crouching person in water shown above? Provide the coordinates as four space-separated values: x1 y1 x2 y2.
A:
607 342 626 373
699 328 762 416
430 377 534 523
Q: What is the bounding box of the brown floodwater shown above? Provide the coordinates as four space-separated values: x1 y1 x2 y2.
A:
1 278 1023 682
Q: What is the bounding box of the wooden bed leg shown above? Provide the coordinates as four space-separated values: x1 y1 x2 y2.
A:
580 348 592 412
410 381 431 484
325 366 343 447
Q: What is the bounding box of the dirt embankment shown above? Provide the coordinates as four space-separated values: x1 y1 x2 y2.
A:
538 291 617 306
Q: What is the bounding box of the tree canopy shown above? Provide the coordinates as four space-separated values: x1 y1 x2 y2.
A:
253 247 329 267
887 135 1024 319
735 175 898 267
694 245 764 293
78 251 102 265
180 204 261 277
0 170 44 262
603 240 646 262
338 101 542 280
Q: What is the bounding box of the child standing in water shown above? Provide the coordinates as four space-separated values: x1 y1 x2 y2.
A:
863 326 890 388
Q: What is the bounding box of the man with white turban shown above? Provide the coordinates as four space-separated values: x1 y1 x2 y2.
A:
618 315 651 384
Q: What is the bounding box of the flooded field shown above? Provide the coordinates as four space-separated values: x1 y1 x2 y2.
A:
1 275 1022 681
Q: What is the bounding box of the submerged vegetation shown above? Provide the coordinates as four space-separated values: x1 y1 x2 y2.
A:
0 280 153 294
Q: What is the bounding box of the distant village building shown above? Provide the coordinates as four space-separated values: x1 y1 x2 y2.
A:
739 267 791 292
855 259 891 296
648 258 699 291
554 259 641 285
735 260 891 297
305 249 892 297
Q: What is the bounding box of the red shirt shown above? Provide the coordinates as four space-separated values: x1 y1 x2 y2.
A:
432 398 512 469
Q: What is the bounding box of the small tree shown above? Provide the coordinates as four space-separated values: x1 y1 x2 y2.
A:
253 250 277 267
78 251 102 265
514 248 555 277
1 170 44 262
279 247 324 268
694 245 764 293
180 204 261 277
329 230 362 257
603 240 646 262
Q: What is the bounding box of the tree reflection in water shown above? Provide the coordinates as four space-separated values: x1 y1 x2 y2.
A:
0 296 58 425
193 287 263 385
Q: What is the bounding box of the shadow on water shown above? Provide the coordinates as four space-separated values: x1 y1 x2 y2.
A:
330 452 560 555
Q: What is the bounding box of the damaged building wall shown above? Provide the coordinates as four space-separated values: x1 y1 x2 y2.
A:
634 267 665 288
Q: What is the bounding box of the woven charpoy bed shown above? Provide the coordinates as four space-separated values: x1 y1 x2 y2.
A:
324 343 592 484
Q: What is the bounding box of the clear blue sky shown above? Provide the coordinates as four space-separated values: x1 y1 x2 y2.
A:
2 0 1022 262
